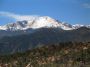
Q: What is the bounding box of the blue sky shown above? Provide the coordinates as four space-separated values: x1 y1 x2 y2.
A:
0 0 90 25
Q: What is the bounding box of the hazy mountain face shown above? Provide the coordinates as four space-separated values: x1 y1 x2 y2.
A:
0 27 90 55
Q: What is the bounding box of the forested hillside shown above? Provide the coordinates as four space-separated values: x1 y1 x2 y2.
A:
0 42 90 67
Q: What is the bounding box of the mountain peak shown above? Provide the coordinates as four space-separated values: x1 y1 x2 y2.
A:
0 16 90 31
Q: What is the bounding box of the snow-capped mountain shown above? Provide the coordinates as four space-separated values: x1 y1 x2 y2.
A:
0 16 90 55
0 16 72 31
0 16 89 31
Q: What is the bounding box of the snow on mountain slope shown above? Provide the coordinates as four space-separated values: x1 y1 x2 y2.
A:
0 16 89 31
0 16 73 31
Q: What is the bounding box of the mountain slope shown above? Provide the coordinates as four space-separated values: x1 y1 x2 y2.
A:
0 27 90 55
